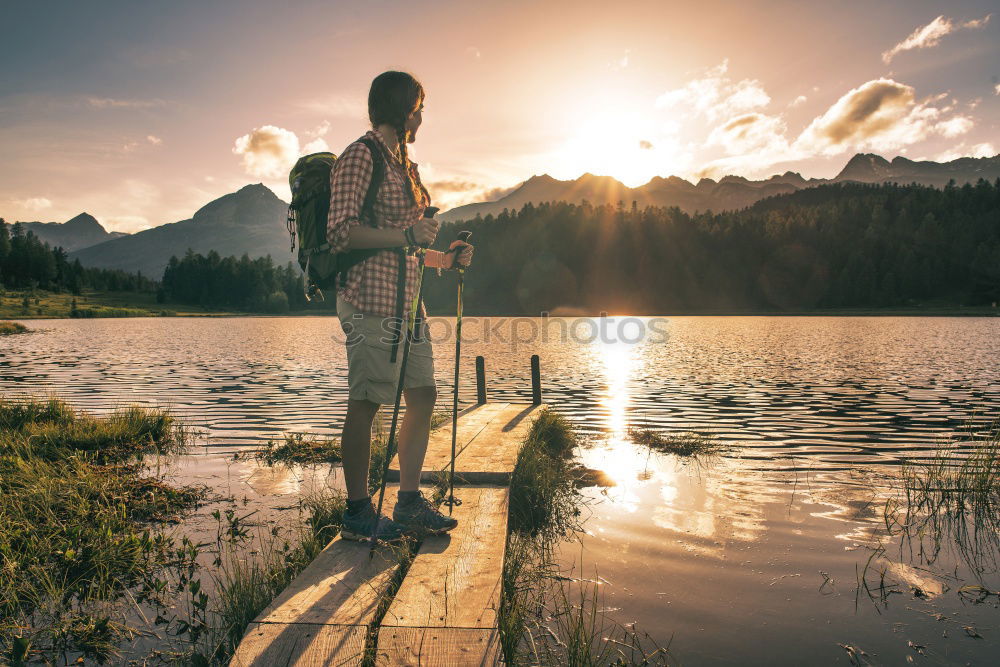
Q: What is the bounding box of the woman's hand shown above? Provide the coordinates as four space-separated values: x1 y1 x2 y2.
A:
455 243 474 267
410 218 439 246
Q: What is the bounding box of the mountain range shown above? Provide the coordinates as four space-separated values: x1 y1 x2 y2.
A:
67 184 291 278
437 152 1000 221
11 213 128 252
10 151 995 280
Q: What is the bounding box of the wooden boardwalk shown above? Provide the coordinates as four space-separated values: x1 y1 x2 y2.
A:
231 402 546 666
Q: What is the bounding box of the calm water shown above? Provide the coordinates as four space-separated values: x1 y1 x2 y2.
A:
3 316 1000 664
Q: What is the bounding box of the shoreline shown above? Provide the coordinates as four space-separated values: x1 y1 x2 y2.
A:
5 307 999 319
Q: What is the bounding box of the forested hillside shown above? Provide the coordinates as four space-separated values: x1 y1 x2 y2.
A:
424 179 1000 314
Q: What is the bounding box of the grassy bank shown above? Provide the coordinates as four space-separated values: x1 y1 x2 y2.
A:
0 287 340 319
2 287 997 319
0 395 205 664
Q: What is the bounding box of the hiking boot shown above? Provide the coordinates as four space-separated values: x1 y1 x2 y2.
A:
341 500 413 543
393 490 459 535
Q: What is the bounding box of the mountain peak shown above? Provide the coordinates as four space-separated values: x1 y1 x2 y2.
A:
64 212 104 231
836 153 893 182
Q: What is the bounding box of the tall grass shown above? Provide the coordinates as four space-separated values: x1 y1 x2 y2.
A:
0 395 203 665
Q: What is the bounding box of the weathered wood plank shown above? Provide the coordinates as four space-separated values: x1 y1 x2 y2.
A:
383 487 509 628
447 404 545 484
374 628 501 666
251 493 406 626
230 623 366 666
386 402 511 483
375 487 509 664
230 490 408 666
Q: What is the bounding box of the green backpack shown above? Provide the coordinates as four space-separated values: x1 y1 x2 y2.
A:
286 136 385 301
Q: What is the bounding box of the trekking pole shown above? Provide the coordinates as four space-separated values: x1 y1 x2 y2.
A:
369 250 427 557
445 231 473 514
369 208 438 557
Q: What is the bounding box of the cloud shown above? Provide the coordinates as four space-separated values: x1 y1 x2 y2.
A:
882 13 992 63
105 215 150 231
146 135 163 145
789 95 807 107
655 59 770 121
15 197 53 212
85 96 166 109
793 78 960 155
707 112 790 156
609 49 631 71
933 142 996 162
233 125 300 179
482 184 518 201
426 179 479 194
302 137 330 154
934 115 974 138
995 83 1000 95
466 46 482 59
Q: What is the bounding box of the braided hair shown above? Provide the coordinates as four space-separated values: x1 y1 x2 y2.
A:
368 71 430 206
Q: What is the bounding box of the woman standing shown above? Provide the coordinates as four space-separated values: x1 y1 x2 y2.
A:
327 71 473 541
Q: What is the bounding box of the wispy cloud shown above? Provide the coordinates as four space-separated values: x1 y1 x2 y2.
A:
146 135 163 145
655 60 770 122
84 96 166 109
15 197 53 212
882 13 992 63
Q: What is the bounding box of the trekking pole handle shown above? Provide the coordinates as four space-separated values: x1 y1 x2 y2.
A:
447 231 472 272
414 206 440 250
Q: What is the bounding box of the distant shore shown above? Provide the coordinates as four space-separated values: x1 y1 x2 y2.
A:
2 288 997 320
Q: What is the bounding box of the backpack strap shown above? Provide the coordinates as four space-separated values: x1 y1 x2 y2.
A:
357 137 385 228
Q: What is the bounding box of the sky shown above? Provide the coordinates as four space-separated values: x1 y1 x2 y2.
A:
1 0 998 232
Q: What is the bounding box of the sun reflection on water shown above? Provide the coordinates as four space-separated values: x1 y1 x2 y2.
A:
577 319 667 509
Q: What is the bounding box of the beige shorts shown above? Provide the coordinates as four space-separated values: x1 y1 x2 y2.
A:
337 296 436 405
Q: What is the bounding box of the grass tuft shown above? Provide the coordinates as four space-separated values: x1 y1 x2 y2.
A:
249 432 343 466
629 426 724 457
0 320 29 335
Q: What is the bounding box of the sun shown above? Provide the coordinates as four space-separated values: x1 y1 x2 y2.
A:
550 107 673 187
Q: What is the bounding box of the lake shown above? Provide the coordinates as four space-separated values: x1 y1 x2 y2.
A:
3 315 999 664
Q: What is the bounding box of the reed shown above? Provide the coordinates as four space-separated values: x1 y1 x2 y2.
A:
882 418 1000 572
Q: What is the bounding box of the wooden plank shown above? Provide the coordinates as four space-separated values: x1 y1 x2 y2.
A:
375 486 509 665
230 624 366 666
374 628 500 666
386 402 510 483
230 489 409 666
448 404 545 484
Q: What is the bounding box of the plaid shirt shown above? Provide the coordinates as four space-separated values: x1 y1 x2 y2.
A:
327 130 430 318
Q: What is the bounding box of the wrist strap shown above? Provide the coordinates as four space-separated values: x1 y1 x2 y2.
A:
404 226 416 247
